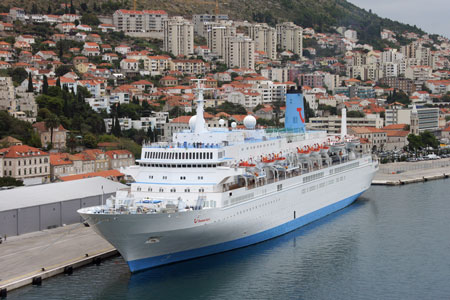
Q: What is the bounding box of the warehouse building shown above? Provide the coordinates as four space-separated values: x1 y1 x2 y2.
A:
0 177 126 237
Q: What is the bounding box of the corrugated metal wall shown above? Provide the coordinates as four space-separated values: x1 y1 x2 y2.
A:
0 193 115 237
0 210 18 237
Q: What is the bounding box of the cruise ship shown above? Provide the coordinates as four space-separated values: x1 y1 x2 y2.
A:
78 80 378 272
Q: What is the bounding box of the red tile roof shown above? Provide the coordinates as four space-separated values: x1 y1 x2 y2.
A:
60 169 124 181
0 145 48 158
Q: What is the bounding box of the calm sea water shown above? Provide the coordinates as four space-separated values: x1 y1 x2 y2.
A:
8 179 450 300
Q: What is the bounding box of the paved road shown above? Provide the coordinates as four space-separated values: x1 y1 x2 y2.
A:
0 224 114 286
374 158 450 182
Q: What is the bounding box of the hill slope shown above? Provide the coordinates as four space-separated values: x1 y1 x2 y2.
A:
0 0 424 44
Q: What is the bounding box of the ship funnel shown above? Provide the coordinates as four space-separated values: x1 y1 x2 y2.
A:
285 86 305 132
341 108 347 138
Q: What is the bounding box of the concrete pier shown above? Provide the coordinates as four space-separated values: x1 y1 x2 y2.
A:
0 224 117 294
372 158 450 185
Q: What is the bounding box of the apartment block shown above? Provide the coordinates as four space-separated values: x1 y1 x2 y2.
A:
207 25 236 58
307 115 383 133
193 14 229 36
113 9 168 33
276 22 303 56
249 23 277 60
163 17 194 56
224 35 255 70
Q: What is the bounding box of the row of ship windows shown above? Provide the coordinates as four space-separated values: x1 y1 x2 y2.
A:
241 142 276 151
332 162 360 174
303 172 324 183
139 163 218 168
148 175 204 180
220 198 282 222
301 177 345 194
136 187 205 193
144 151 213 160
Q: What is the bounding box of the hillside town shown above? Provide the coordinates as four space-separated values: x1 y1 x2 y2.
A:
1 4 450 186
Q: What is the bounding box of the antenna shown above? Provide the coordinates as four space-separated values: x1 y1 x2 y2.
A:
215 0 219 15
133 0 136 11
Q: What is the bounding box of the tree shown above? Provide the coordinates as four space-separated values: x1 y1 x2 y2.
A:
80 3 88 11
420 131 439 149
55 65 72 77
70 0 76 14
147 126 155 143
44 113 60 149
0 177 24 187
43 75 49 95
83 133 97 148
56 77 61 88
7 68 28 85
80 13 100 26
31 3 39 14
407 134 423 153
74 19 80 26
27 72 33 92
112 115 122 137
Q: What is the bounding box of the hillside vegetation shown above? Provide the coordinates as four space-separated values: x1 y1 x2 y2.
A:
0 0 424 44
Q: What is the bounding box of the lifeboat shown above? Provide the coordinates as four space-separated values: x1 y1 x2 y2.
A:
274 154 286 161
261 157 275 163
310 144 321 154
297 147 311 158
239 161 256 167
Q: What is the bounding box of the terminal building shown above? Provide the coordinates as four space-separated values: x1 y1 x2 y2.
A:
0 177 125 237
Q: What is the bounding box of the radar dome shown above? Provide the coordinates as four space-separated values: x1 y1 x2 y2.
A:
189 116 197 131
243 115 257 129
219 119 225 126
231 122 237 128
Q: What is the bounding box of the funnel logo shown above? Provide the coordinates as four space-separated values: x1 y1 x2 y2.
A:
296 107 305 123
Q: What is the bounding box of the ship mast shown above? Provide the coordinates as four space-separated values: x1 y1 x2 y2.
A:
192 79 208 134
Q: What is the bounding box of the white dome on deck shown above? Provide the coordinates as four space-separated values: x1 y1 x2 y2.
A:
243 115 257 129
189 116 197 131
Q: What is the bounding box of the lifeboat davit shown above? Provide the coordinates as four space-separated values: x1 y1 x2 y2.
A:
297 147 311 158
320 144 330 154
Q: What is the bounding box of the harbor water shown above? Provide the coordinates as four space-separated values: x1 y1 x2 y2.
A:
8 179 450 299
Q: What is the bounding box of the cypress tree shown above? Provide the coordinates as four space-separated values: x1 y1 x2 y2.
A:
70 0 75 14
56 77 61 88
27 72 33 92
42 75 48 95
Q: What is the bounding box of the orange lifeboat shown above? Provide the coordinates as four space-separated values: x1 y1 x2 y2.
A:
239 161 256 167
261 157 275 163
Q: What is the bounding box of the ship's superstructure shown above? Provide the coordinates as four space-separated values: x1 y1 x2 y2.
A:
78 80 378 272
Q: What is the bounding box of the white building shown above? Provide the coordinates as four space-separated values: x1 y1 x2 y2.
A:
224 34 255 70
249 23 277 60
163 17 194 56
276 22 303 56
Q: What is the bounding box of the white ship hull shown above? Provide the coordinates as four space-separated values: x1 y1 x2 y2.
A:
79 157 377 272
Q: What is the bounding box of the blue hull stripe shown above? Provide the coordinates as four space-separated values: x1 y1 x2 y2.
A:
128 192 363 272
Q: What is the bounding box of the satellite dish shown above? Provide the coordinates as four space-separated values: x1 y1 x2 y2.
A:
189 116 197 131
219 119 225 126
243 115 256 129
231 122 237 128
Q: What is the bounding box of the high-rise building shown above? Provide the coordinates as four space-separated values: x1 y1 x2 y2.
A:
207 25 236 58
225 34 255 70
163 17 194 57
249 23 277 60
113 9 167 33
276 22 303 56
193 14 229 36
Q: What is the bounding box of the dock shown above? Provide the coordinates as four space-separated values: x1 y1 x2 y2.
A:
372 158 450 185
0 224 117 296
